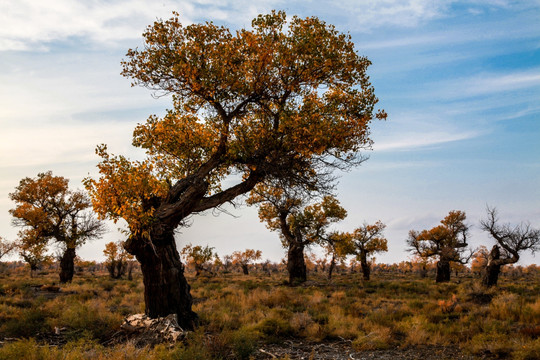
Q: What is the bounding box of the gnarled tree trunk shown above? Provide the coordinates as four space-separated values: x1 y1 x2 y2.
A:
436 259 451 283
241 264 249 275
127 231 198 331
483 245 505 287
360 252 370 281
287 242 306 285
59 247 76 283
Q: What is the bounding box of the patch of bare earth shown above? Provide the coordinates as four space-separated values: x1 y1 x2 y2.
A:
254 340 475 360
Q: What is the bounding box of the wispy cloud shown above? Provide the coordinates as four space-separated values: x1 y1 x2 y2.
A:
5 0 530 52
374 130 480 151
0 0 282 51
462 69 540 96
0 120 139 168
370 111 485 152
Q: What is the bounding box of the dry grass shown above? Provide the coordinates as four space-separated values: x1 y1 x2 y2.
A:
0 267 539 359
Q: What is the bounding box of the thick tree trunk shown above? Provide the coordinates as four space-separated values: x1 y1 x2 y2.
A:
59 247 76 283
483 263 501 287
128 232 198 331
360 261 371 281
436 260 451 283
241 264 249 275
287 242 306 285
360 252 370 281
482 245 503 287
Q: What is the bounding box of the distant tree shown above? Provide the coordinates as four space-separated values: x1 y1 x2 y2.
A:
221 254 233 273
83 10 385 328
14 230 51 277
410 254 432 278
407 211 471 283
480 207 540 287
248 185 347 284
322 232 351 280
103 241 134 279
470 246 489 277
347 221 388 280
10 172 105 283
181 244 217 276
0 236 15 261
231 249 262 275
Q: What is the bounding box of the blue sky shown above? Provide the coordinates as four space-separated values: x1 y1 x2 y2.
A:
1 0 539 265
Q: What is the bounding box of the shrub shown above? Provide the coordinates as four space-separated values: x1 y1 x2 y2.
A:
1 307 49 338
352 325 393 350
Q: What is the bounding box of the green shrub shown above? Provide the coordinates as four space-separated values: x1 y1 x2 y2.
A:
1 308 49 338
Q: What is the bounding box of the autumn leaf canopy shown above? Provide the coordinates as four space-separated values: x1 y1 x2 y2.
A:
85 11 385 235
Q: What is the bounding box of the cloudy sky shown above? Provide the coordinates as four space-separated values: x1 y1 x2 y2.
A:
1 0 539 265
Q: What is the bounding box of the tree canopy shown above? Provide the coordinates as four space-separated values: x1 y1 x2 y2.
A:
84 10 385 243
10 171 104 282
407 211 471 282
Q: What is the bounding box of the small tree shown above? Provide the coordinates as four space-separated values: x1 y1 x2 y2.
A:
10 172 105 283
103 241 134 279
347 221 388 280
181 244 217 276
248 185 347 284
221 254 233 273
407 211 471 283
470 246 489 277
15 230 51 277
322 232 351 280
231 249 262 275
480 207 540 287
0 236 15 261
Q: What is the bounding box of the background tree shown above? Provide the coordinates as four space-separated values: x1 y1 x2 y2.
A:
322 231 351 280
231 249 262 275
0 236 15 261
84 11 384 328
470 246 489 277
181 244 217 276
14 230 51 277
103 241 134 279
346 221 388 280
221 254 233 273
480 207 540 287
410 254 435 278
248 184 347 284
10 172 105 283
407 211 471 283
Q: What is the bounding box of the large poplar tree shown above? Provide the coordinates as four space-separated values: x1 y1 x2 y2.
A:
84 11 385 329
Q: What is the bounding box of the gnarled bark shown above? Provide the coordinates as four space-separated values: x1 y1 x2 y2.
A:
127 232 198 331
59 247 76 283
241 264 249 275
287 242 306 284
359 252 371 281
482 245 504 287
436 260 451 283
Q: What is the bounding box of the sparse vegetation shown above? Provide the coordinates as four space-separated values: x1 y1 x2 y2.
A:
0 261 539 359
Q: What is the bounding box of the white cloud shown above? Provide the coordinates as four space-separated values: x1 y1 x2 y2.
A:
374 130 479 151
0 121 138 168
369 111 484 152
0 0 282 51
463 70 540 96
323 0 449 31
